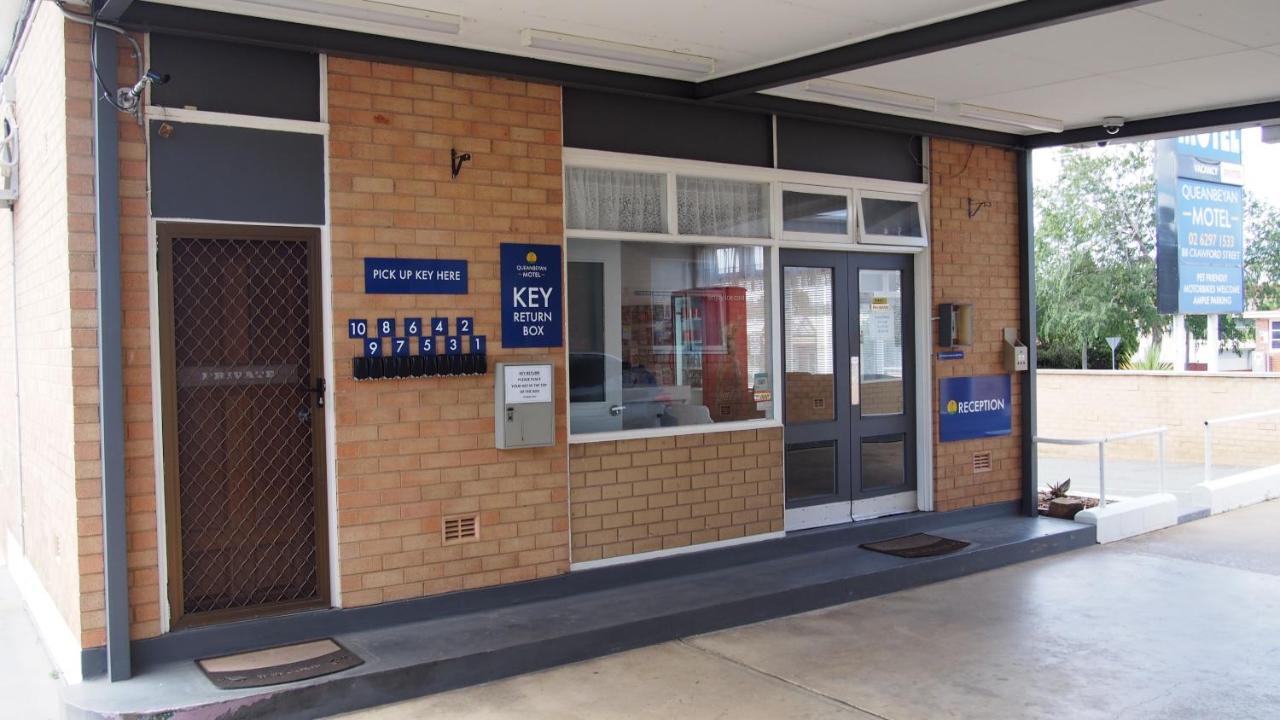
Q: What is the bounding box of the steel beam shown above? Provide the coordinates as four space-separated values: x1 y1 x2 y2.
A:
91 18 131 681
96 0 135 22
117 1 1023 149
695 0 1155 101
1025 99 1280 148
1017 148 1038 516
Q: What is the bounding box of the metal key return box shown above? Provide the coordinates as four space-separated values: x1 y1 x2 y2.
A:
495 362 555 449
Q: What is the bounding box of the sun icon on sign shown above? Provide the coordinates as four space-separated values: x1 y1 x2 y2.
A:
946 400 959 414
526 251 538 263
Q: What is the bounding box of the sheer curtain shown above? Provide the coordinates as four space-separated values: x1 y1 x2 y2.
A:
677 176 770 238
566 167 667 233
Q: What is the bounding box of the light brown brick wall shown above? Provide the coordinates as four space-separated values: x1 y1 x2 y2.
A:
328 58 568 605
929 139 1023 511
1038 370 1280 467
569 427 783 563
0 3 83 645
61 22 159 646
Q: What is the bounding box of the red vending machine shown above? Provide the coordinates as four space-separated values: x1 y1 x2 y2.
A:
671 286 762 421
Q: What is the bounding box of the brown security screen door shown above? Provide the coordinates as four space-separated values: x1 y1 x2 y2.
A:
159 223 329 627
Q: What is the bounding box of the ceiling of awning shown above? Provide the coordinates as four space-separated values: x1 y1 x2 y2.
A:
128 0 1280 137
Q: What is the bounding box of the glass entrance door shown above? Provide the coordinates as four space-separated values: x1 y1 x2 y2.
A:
781 249 915 529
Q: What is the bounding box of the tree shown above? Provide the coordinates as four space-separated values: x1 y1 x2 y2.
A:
1034 144 1280 368
1244 196 1280 309
1034 144 1164 368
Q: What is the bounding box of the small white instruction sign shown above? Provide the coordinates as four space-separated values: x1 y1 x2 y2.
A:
503 364 553 404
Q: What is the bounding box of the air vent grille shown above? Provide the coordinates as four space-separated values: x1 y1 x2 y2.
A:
972 451 993 474
442 514 479 544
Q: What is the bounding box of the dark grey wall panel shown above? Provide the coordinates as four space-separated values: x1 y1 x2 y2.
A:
149 122 325 225
150 34 320 121
564 88 772 168
777 117 922 183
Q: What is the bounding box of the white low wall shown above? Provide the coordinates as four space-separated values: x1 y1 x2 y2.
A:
1190 464 1280 515
1075 493 1179 544
6 531 81 683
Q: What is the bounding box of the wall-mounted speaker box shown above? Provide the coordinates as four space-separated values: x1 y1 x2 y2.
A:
938 303 973 347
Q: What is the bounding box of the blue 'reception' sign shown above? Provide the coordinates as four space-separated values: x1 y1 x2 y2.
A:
939 375 1012 443
364 257 468 294
500 243 563 348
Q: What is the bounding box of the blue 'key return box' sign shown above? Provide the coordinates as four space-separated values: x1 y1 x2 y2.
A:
364 257 467 294
939 375 1012 443
500 242 562 348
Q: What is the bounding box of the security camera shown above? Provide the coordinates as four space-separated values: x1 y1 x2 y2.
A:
1102 116 1125 135
116 70 171 112
1096 140 1109 148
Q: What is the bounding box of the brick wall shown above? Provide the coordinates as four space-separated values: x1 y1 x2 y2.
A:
568 427 783 563
0 3 83 645
60 22 158 647
1038 370 1280 466
327 59 568 605
929 139 1023 511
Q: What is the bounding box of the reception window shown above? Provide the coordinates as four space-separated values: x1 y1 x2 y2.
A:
567 239 773 435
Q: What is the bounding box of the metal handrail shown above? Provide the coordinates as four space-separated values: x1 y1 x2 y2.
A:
1204 408 1280 483
1036 426 1168 507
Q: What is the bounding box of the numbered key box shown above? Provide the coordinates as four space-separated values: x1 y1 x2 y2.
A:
430 317 448 336
347 318 369 339
376 318 396 337
403 317 423 336
455 316 473 335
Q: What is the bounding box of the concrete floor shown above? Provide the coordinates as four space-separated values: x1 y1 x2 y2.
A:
336 499 1280 720
0 564 65 720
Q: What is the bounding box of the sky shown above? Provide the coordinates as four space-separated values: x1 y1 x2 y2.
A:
1032 126 1280 207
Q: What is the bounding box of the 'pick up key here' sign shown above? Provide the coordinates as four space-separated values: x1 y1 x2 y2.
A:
364 258 468 294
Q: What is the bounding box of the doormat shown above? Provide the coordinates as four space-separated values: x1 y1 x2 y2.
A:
860 533 970 558
197 638 363 690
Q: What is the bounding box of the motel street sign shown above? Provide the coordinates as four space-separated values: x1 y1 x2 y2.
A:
1155 130 1245 314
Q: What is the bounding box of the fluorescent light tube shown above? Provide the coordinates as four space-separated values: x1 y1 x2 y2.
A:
954 103 1063 133
521 29 714 75
805 80 937 113
256 0 462 35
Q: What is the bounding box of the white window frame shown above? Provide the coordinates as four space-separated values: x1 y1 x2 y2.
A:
779 183 855 245
563 146 936 513
856 188 929 248
560 146 931 435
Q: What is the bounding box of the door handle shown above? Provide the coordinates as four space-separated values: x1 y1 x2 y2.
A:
309 376 326 407
850 357 860 406
609 404 627 416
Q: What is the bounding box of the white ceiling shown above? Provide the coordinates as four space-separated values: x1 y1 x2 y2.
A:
153 0 1280 136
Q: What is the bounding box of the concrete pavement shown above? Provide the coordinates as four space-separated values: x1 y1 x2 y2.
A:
0 564 65 720
336 499 1280 720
